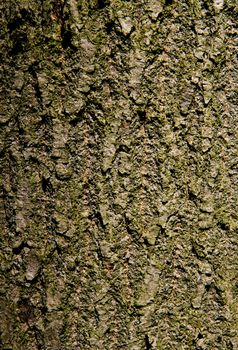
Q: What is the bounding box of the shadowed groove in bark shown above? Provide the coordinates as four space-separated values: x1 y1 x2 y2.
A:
0 0 238 349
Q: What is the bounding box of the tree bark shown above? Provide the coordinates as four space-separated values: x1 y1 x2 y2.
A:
0 0 237 349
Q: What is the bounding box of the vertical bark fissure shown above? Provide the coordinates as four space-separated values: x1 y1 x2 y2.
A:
0 0 237 349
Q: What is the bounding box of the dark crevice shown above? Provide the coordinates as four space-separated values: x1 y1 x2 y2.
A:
18 298 35 324
218 222 229 231
202 1 212 13
69 110 85 126
191 245 197 257
106 21 114 34
8 17 24 32
29 64 43 108
117 144 130 153
95 240 104 263
95 211 106 228
32 325 45 350
8 9 34 32
69 117 80 127
12 241 29 255
16 118 24 136
10 32 28 55
41 177 53 193
138 110 146 121
61 29 73 49
40 114 53 126
217 335 222 343
188 190 197 202
98 0 108 9
145 334 152 349
60 10 77 51
55 243 62 256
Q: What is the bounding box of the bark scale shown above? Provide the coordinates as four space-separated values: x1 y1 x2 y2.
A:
0 0 237 349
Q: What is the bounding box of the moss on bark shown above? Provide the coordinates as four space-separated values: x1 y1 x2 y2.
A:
0 0 238 349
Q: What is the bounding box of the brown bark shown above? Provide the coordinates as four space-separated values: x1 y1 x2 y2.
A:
0 0 237 349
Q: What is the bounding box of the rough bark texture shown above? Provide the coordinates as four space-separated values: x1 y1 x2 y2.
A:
0 0 238 349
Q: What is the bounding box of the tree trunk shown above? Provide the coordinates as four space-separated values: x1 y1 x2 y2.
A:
0 0 237 349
